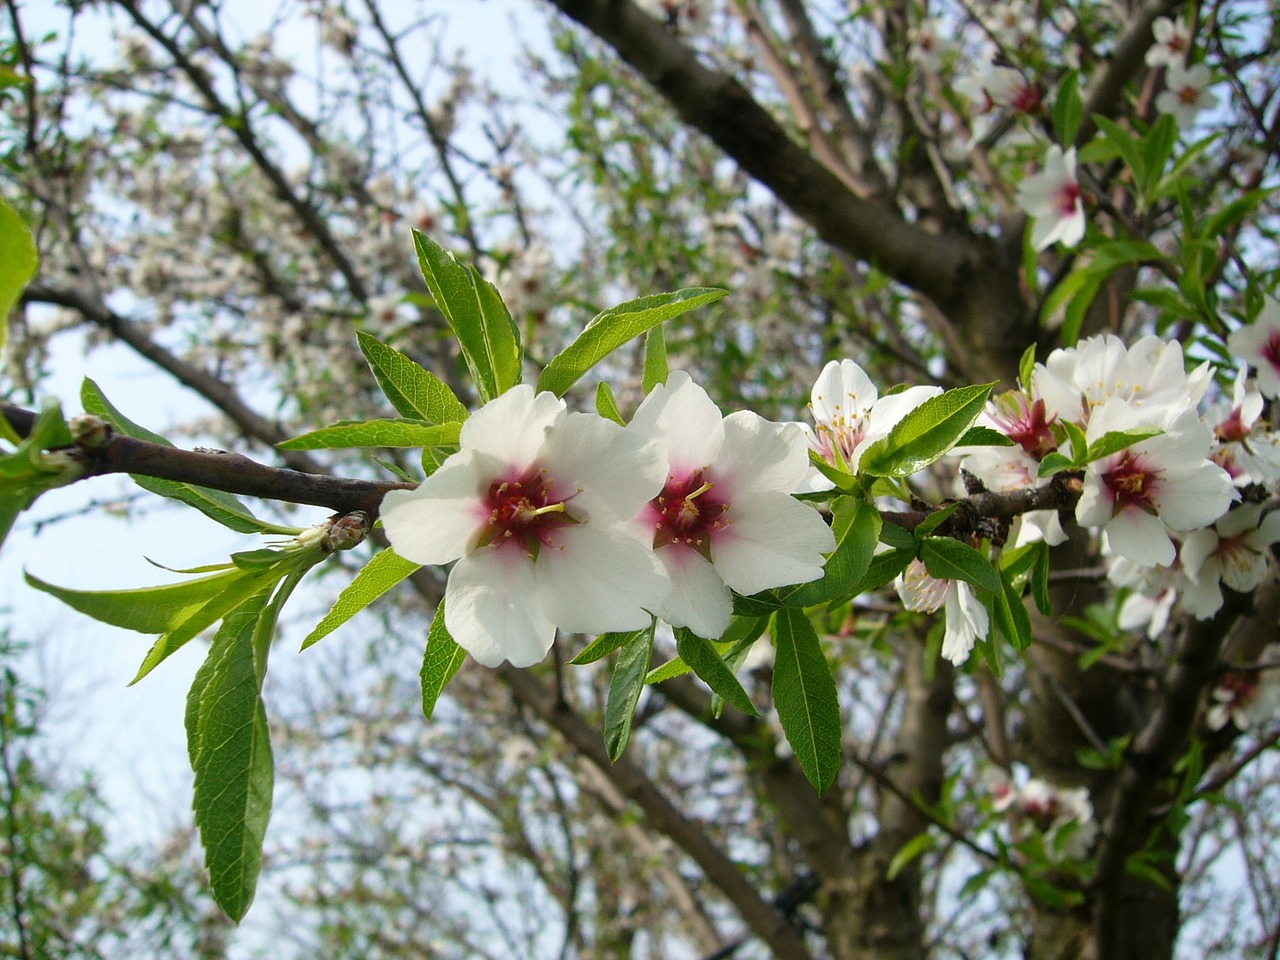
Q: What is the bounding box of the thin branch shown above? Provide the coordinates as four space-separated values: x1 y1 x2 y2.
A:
1 402 410 519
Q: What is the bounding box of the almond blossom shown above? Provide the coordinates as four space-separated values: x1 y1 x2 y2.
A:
1016 146 1086 251
1227 296 1280 399
1145 17 1192 68
1075 399 1236 567
895 559 989 665
380 385 670 667
1206 645 1280 731
991 766 1098 861
1156 62 1218 127
629 371 835 639
1033 334 1210 427
798 359 942 491
1179 504 1280 618
1209 369 1280 485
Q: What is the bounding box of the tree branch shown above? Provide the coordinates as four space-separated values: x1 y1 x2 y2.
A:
1 402 410 519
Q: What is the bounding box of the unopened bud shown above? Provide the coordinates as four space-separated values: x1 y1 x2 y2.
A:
68 415 112 450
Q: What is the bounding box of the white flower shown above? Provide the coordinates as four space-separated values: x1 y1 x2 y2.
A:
1206 645 1280 731
1076 399 1236 567
380 385 670 667
908 19 960 73
1033 334 1210 428
798 359 942 490
1145 17 1193 68
1017 146 1086 251
1156 62 1217 127
988 764 1098 861
1209 369 1280 485
1228 296 1280 399
895 559 989 665
1179 504 1280 618
630 372 835 639
958 63 1042 114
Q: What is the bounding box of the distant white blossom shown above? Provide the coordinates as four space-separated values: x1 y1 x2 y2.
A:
1145 17 1193 68
1156 62 1217 126
1017 146 1086 250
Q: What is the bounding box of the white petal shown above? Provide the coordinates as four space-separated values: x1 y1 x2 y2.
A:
445 549 556 667
1103 509 1175 567
942 583 987 664
712 491 835 595
810 359 876 425
654 545 733 639
1155 461 1236 531
630 371 724 475
462 384 564 470
1178 527 1217 582
379 451 491 565
541 411 666 521
536 525 669 633
716 412 811 495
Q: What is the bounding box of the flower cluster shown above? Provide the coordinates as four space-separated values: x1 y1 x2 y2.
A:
963 330 1280 628
990 766 1098 861
380 374 835 666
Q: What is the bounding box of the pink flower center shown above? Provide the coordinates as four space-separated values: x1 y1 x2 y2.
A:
649 470 730 554
1057 180 1082 216
480 467 576 556
1215 405 1252 443
1215 671 1260 711
993 394 1057 459
1261 332 1280 371
1102 451 1160 512
1011 83 1042 114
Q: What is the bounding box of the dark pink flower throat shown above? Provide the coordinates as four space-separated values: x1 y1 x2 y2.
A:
481 467 576 556
649 470 730 554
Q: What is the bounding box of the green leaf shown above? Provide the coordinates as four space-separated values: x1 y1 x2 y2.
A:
644 656 692 685
595 382 625 426
0 194 38 358
778 497 880 607
1051 69 1083 146
81 379 294 535
858 383 995 478
1018 345 1037 393
132 568 287 683
771 608 841 794
1031 541 1052 615
732 590 783 617
914 502 961 538
604 623 656 761
992 569 1033 650
957 426 1015 448
1141 114 1179 192
643 325 669 392
355 330 469 424
675 628 758 717
413 230 522 403
887 831 935 881
420 601 467 719
1084 428 1161 464
1036 451 1077 478
301 549 421 650
853 546 916 594
1093 115 1146 186
1062 420 1088 461
278 418 461 451
571 628 638 665
186 593 274 922
537 288 726 397
921 538 1001 595
25 567 245 635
